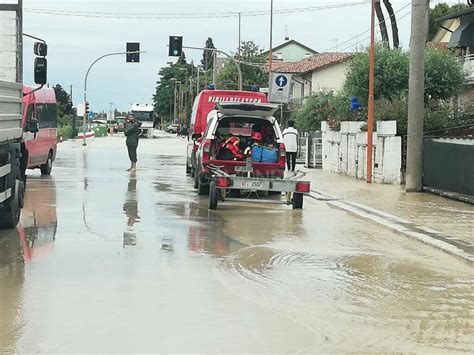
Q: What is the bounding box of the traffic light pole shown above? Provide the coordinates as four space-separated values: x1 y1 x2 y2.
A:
82 50 146 146
179 45 243 91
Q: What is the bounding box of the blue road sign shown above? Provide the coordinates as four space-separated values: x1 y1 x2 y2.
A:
275 75 288 88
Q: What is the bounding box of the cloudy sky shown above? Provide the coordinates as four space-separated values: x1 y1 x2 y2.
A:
18 0 460 112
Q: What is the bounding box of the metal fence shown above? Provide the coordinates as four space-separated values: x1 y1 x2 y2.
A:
423 139 474 197
296 132 322 168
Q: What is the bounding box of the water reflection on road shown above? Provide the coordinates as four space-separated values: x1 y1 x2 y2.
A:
0 137 472 353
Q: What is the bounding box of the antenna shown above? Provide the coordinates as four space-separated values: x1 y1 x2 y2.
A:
284 25 289 41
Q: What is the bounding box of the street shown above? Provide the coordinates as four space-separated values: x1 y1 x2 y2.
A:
0 135 473 353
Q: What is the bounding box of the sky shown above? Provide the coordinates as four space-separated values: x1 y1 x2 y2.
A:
18 0 463 112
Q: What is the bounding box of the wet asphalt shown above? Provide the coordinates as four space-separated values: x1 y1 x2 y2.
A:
0 135 473 353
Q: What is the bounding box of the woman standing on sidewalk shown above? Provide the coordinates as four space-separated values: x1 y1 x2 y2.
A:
124 114 142 172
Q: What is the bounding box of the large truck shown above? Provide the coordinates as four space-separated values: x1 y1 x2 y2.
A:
0 1 48 228
130 103 155 138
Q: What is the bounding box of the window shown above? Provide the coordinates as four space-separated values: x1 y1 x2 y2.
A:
26 104 35 120
36 104 58 129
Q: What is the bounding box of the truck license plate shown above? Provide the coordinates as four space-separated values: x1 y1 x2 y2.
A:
240 181 263 189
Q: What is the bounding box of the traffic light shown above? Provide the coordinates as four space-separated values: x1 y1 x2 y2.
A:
168 36 183 57
34 42 48 56
85 101 90 115
34 57 47 85
126 42 140 63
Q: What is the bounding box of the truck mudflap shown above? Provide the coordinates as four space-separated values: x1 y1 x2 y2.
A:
207 164 310 210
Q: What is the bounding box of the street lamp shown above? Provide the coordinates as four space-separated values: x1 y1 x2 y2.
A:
170 78 182 122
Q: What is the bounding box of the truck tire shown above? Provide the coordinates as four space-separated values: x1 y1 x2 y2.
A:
198 174 210 196
40 153 53 175
0 179 22 229
292 193 303 209
209 181 219 210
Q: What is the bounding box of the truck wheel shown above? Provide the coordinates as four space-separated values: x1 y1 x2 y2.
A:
0 179 22 229
40 154 53 175
198 174 210 196
292 193 303 209
209 181 219 210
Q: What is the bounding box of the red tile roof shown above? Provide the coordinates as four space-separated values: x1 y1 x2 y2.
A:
273 52 353 74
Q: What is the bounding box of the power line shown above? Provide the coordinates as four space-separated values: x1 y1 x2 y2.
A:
24 1 370 20
324 2 411 52
336 9 412 53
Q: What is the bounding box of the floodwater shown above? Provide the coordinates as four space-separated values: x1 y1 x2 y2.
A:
0 136 473 353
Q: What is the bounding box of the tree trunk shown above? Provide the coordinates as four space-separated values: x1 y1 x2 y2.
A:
383 0 400 49
375 1 390 47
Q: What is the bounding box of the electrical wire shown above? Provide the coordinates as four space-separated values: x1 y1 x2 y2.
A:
324 2 412 52
24 1 370 20
336 9 412 53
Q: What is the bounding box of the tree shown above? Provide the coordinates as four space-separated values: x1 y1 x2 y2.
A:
344 45 409 104
216 41 269 90
201 37 215 71
53 84 72 117
153 58 196 121
343 45 465 103
428 3 469 41
424 47 466 100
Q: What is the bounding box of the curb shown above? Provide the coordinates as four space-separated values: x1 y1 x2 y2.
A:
423 186 474 205
310 189 474 265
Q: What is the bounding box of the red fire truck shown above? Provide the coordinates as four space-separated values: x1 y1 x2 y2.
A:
186 90 268 177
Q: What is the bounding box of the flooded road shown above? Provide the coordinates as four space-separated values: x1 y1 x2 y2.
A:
1 136 473 353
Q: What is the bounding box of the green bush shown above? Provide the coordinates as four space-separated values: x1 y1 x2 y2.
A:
344 45 465 104
294 91 354 131
58 125 72 141
344 45 409 105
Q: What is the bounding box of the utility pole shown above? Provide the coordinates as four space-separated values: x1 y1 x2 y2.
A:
406 0 429 192
212 51 217 85
367 0 376 183
196 68 200 95
269 0 274 72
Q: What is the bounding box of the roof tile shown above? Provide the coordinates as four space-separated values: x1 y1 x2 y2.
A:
274 52 353 74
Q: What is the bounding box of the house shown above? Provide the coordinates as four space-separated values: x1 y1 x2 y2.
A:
274 52 353 104
262 39 318 63
433 6 474 102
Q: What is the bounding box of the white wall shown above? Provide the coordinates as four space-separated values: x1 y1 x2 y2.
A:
310 61 349 92
321 121 402 184
290 62 348 102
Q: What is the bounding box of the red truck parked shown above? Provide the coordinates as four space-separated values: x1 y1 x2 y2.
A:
186 90 267 177
21 86 58 177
